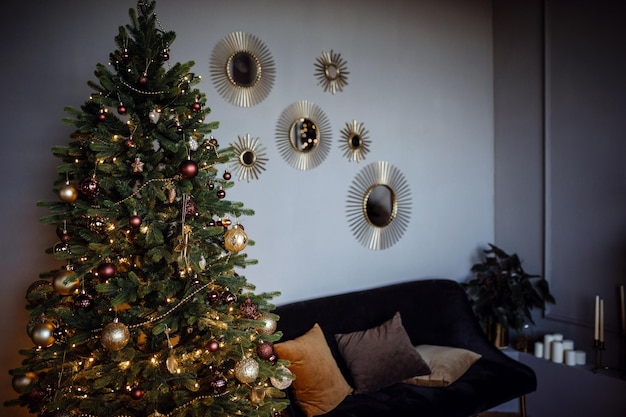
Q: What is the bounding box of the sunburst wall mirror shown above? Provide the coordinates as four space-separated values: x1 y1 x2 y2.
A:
275 100 331 170
346 161 412 250
339 120 370 162
314 49 349 94
229 133 268 182
210 32 275 107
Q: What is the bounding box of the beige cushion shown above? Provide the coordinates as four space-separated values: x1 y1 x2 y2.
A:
274 323 352 417
404 344 481 387
335 312 431 394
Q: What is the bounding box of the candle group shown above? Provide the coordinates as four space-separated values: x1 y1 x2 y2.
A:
534 334 582 366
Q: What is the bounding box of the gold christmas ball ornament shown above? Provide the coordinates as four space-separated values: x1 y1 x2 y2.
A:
270 366 294 390
12 372 38 393
58 183 78 203
257 312 278 336
234 358 259 383
26 280 53 306
224 225 248 253
250 385 266 405
52 269 80 296
30 321 56 348
101 319 130 351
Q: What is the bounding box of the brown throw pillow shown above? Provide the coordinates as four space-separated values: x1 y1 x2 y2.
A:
274 323 352 417
335 311 431 394
403 344 481 387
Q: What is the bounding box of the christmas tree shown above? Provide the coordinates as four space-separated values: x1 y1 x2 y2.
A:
5 2 292 416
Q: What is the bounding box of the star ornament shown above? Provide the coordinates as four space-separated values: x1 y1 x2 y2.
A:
132 157 145 172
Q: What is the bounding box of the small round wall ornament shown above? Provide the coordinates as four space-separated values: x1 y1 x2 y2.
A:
339 120 370 163
230 133 268 182
314 49 349 94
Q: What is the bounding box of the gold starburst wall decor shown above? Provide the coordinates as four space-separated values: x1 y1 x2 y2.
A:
210 32 275 107
339 120 370 162
275 100 331 170
346 161 412 250
230 134 268 182
314 49 349 94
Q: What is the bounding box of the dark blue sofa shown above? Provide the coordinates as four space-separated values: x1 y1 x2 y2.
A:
273 279 536 417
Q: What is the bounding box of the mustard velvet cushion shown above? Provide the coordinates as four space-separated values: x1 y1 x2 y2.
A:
404 344 482 387
274 323 352 417
334 311 431 394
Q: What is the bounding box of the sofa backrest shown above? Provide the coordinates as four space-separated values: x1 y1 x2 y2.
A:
273 278 500 384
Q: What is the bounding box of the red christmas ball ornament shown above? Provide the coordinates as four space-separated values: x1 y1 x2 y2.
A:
117 104 127 115
52 326 69 344
162 49 170 61
179 159 199 179
240 298 259 319
176 122 184 133
73 291 94 311
56 226 71 243
216 188 226 199
130 386 144 400
207 290 220 304
129 214 142 228
221 291 237 304
209 375 228 395
80 177 101 198
191 101 202 112
206 339 220 352
208 182 215 191
139 73 148 85
97 262 117 279
256 341 275 360
223 171 231 180
209 136 219 147
123 138 135 148
97 109 107 121
120 49 130 62
185 198 198 216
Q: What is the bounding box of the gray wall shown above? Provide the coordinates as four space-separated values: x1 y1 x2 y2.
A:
0 0 494 412
494 0 626 373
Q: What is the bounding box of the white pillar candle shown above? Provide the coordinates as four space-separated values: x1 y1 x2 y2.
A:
534 341 544 358
543 334 555 360
552 333 564 342
619 285 626 337
562 339 574 351
575 350 586 366
551 341 564 363
595 295 600 341
565 350 577 366
599 299 605 342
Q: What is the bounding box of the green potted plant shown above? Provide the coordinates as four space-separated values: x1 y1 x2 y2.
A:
462 243 556 348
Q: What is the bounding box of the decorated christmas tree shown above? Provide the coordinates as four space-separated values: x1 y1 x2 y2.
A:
5 2 292 416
